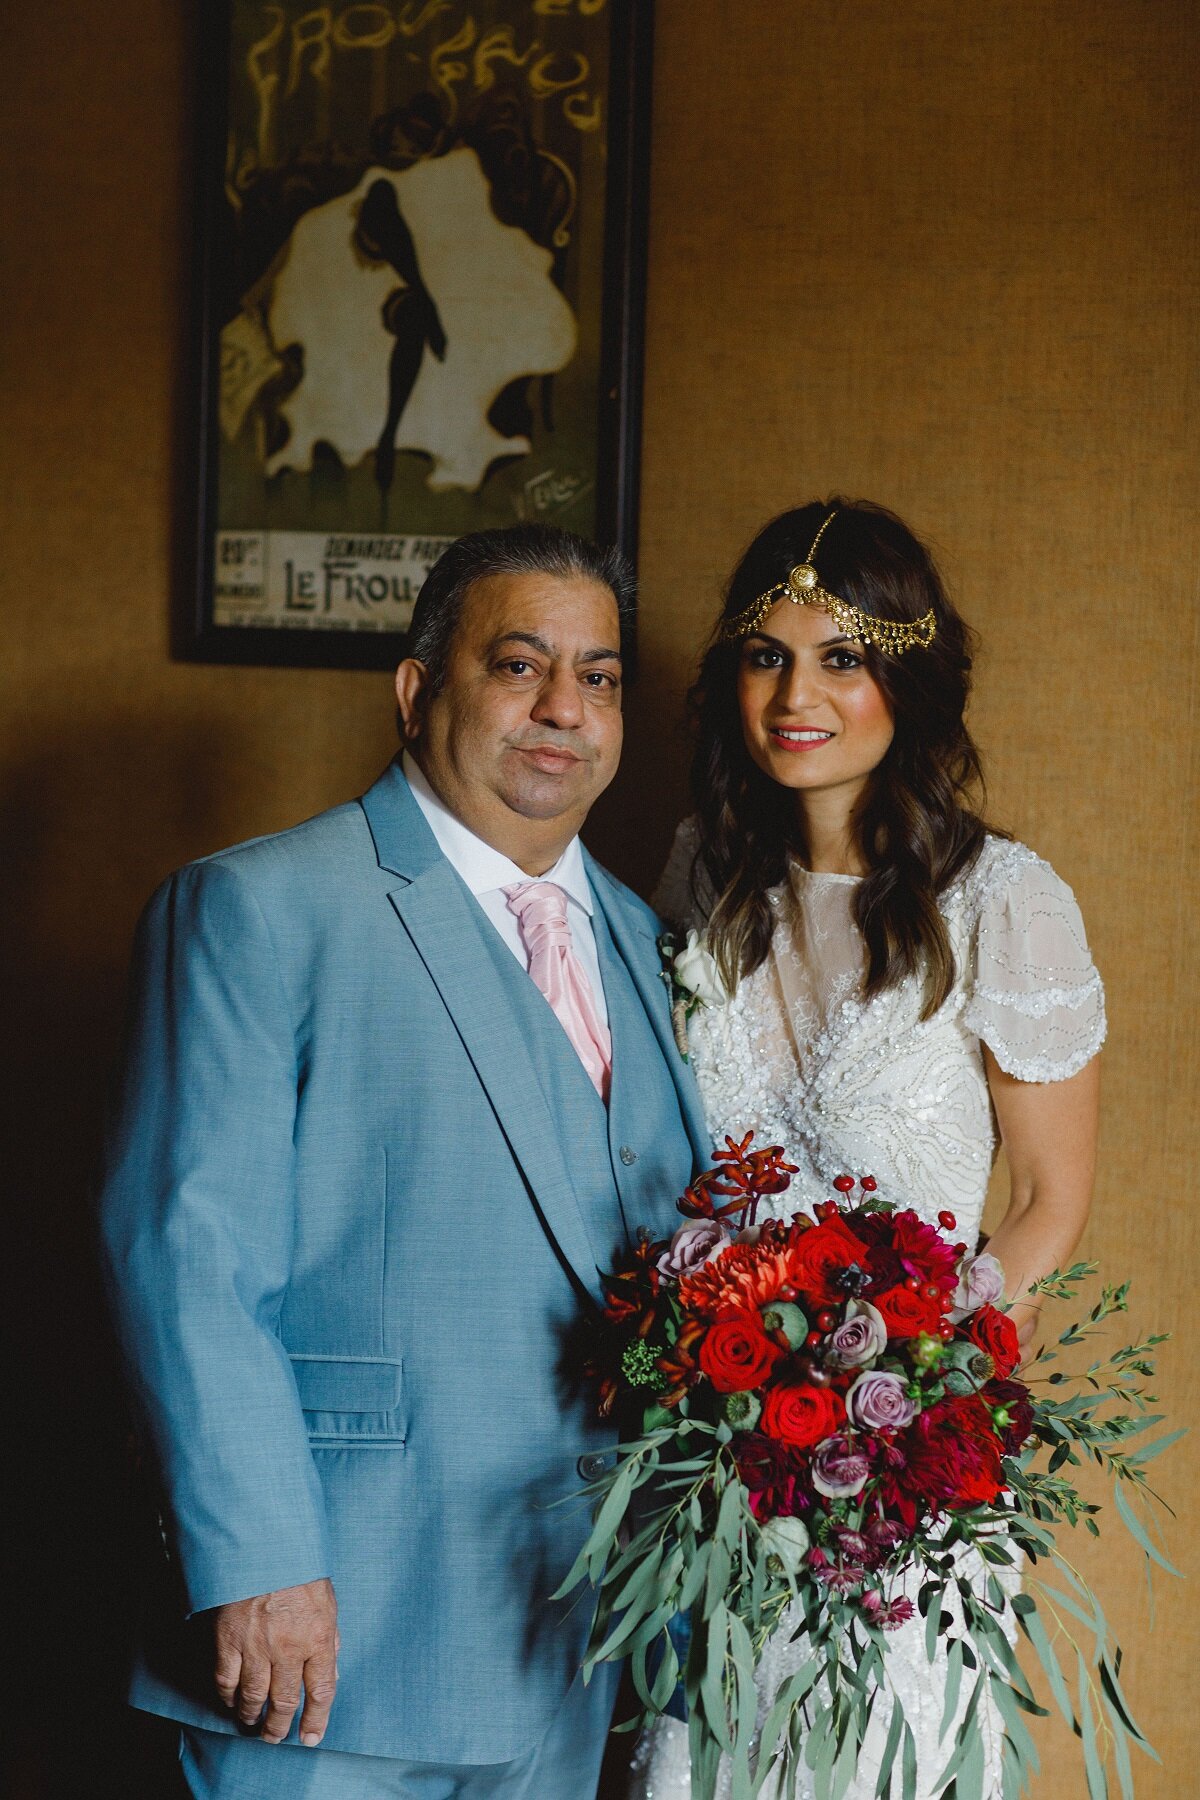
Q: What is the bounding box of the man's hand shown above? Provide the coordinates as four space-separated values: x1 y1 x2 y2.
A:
211 1578 339 1746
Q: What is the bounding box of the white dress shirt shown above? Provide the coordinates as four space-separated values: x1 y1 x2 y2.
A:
402 753 608 1026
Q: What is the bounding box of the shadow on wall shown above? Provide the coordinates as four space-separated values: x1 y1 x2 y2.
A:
0 717 258 1799
587 636 695 899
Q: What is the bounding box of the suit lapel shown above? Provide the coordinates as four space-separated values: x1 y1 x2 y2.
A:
586 855 712 1168
361 762 602 1296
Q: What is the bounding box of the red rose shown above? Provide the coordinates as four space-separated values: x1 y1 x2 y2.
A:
784 1217 869 1306
902 1396 1004 1509
873 1284 943 1339
967 1305 1021 1379
698 1318 784 1393
760 1382 845 1449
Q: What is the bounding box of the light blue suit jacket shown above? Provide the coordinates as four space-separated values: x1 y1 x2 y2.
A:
99 759 709 1763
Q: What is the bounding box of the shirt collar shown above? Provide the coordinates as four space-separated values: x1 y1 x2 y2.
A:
402 752 593 914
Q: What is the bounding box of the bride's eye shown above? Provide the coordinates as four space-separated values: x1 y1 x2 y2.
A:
745 645 785 670
824 647 865 671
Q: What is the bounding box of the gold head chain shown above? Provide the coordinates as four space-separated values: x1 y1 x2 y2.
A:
717 508 937 653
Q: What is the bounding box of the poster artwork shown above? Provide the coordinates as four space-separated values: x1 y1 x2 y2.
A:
210 0 619 643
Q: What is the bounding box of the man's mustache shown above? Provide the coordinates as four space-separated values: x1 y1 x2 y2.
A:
504 732 600 763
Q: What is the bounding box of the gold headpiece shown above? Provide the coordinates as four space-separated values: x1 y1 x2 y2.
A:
717 508 937 654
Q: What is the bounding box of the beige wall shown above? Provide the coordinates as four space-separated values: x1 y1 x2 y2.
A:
2 3 1196 1794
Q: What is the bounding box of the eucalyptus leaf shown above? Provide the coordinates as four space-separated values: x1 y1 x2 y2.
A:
679 1541 712 1614
728 1610 759 1751
873 1697 906 1798
1077 1653 1108 1800
1098 1654 1154 1752
901 1719 918 1800
988 1674 1040 1778
701 1605 734 1753
755 1662 820 1796
1100 1684 1136 1800
1125 1426 1187 1466
1113 1480 1182 1575
939 1637 965 1743
1015 1598 1075 1728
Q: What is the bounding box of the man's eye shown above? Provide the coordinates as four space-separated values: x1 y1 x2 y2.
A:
498 659 535 676
583 670 619 689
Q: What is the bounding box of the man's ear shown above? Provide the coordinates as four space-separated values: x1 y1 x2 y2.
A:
394 659 431 743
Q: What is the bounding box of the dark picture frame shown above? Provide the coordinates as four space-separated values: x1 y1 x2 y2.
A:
183 0 652 670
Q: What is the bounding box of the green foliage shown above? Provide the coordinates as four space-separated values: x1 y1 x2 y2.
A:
558 1273 1180 1796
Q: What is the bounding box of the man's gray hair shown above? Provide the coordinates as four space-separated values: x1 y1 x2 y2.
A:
406 523 636 693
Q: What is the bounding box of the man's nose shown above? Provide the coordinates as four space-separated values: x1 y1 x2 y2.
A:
530 666 585 730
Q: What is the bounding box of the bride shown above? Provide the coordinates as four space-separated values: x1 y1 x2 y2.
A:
627 500 1106 1799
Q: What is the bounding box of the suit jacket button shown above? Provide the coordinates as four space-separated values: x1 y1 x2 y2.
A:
619 1146 638 1166
577 1452 610 1480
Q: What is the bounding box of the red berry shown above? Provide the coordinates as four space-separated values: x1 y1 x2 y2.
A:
953 1243 968 1257
816 1310 837 1331
860 1176 878 1192
778 1283 798 1302
937 1210 957 1231
937 1320 955 1340
938 1294 954 1313
805 1330 823 1348
905 1275 921 1292
817 1200 839 1220
833 1175 855 1193
922 1283 941 1301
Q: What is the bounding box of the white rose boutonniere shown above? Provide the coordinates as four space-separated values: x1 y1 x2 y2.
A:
657 928 727 1059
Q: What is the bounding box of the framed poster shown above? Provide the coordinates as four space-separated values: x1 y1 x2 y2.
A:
185 0 652 668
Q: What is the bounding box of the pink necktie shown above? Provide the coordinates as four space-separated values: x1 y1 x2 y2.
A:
505 882 612 1102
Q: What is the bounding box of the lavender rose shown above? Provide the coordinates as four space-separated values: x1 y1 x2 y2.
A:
811 1433 871 1499
846 1370 918 1432
656 1218 728 1282
825 1299 888 1371
950 1251 1006 1320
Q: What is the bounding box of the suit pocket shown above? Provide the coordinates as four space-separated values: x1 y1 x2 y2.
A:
288 1352 406 1445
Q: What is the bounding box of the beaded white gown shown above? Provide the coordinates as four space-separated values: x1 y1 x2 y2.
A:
626 826 1106 1800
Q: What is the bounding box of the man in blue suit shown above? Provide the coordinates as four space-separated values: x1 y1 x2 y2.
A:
99 525 709 1798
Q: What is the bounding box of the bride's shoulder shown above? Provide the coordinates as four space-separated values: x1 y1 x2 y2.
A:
954 833 1086 925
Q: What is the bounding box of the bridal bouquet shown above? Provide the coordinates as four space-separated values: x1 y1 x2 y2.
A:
559 1135 1178 1800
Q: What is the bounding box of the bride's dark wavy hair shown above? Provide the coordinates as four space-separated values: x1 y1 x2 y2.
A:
691 499 998 1019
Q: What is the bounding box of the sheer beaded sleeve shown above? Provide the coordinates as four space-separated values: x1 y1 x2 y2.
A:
650 816 712 929
963 841 1106 1083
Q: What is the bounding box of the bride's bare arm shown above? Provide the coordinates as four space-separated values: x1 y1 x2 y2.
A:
981 1047 1101 1349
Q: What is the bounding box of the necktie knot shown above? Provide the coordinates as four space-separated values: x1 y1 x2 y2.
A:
504 881 573 954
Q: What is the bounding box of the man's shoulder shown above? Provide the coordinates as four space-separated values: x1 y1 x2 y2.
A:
585 855 663 936
151 795 380 915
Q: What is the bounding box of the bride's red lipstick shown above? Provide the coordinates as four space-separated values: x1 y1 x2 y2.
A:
767 727 836 753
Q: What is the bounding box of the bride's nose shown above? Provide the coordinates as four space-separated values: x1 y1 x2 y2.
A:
775 653 824 711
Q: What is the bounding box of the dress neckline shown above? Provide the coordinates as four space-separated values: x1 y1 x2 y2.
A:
788 862 862 887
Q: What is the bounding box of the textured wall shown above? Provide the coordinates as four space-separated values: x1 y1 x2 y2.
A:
2 2 1196 1795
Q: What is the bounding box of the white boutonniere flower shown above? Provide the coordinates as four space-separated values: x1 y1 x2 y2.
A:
657 928 727 1059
